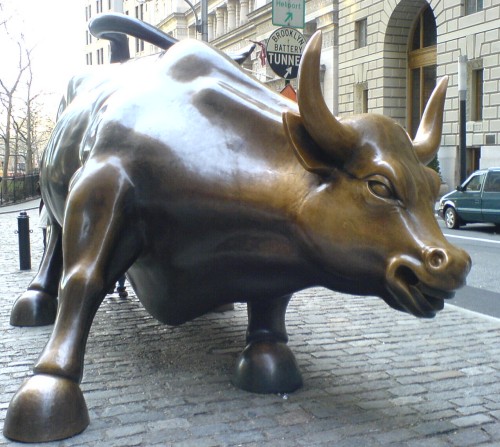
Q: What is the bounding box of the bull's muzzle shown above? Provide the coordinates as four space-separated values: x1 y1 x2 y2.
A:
385 245 471 318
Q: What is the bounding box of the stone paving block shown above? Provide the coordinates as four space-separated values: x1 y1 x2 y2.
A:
294 428 343 445
104 423 147 440
451 413 494 428
412 420 456 436
167 438 220 447
373 427 417 444
406 437 451 447
420 409 458 421
481 422 500 441
457 405 489 416
324 434 381 447
446 426 493 446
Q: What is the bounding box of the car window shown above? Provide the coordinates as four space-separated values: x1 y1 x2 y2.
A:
484 172 500 192
464 174 483 192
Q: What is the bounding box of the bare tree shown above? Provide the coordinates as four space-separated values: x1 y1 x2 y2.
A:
0 43 20 169
12 115 27 175
0 3 7 29
11 50 48 175
0 40 30 178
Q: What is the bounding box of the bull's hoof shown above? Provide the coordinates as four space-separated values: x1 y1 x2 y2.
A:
233 341 303 394
4 374 89 443
10 290 57 326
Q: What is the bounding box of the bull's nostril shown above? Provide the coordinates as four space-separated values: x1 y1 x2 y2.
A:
427 248 448 269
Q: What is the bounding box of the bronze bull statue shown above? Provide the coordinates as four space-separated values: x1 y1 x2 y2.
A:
4 15 470 443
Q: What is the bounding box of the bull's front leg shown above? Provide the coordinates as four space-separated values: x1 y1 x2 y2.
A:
9 222 62 326
4 164 138 443
233 294 303 393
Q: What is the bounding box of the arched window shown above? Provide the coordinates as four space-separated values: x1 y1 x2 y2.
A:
408 5 437 138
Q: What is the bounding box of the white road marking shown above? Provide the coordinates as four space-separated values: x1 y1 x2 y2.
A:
445 234 500 244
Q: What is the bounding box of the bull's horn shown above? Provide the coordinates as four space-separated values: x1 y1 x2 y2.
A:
413 76 449 165
298 31 357 163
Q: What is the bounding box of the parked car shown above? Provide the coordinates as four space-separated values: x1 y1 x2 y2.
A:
438 168 500 229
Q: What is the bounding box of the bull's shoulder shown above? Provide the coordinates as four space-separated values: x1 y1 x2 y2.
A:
162 40 297 115
163 39 240 81
63 67 117 105
60 53 163 113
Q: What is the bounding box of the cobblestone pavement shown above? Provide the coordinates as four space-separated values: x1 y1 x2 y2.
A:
1 204 500 446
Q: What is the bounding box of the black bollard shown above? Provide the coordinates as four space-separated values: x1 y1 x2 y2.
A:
16 211 31 270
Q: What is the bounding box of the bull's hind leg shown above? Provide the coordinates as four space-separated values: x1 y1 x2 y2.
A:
233 294 303 393
4 164 139 442
10 221 62 326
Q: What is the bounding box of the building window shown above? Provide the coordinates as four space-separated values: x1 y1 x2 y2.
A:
135 5 144 53
408 5 437 138
465 0 483 15
355 19 367 49
97 48 104 65
354 83 368 113
135 38 145 53
362 88 368 113
86 52 93 65
467 148 481 177
96 0 103 14
135 4 144 19
108 0 112 10
86 31 93 45
135 5 145 52
85 5 92 21
472 68 483 121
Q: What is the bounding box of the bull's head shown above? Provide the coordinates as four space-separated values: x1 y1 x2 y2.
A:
283 32 471 318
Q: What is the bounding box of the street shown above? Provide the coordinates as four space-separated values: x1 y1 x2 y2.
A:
437 218 500 318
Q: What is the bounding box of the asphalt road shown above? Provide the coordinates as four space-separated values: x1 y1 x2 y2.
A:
437 218 500 318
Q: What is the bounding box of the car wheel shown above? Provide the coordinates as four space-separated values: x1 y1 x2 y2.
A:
444 207 460 229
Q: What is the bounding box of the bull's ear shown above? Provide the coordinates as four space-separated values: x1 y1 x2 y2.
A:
283 111 334 176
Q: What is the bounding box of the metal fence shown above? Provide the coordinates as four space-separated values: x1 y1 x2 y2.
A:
0 174 40 206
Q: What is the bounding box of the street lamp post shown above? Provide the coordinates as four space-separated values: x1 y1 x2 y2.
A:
183 0 208 42
458 55 468 184
201 0 208 42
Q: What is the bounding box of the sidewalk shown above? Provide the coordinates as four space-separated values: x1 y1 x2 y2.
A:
0 199 40 215
0 209 499 446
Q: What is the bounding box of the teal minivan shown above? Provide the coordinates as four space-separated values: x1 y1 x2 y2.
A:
438 167 500 229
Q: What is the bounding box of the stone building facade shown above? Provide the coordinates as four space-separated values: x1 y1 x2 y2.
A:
83 0 500 188
338 0 500 188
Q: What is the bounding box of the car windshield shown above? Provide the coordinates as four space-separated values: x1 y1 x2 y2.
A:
464 174 483 192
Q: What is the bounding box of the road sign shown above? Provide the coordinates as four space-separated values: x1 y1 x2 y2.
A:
272 0 305 29
266 27 305 80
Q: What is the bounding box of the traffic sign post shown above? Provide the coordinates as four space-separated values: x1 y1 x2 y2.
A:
272 0 305 29
266 27 305 80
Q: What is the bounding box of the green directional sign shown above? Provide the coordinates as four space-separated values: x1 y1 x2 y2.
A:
272 0 305 29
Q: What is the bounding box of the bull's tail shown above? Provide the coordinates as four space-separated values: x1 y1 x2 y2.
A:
229 44 256 65
88 12 254 65
89 13 178 63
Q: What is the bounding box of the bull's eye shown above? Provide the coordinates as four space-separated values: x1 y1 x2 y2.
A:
368 179 394 200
